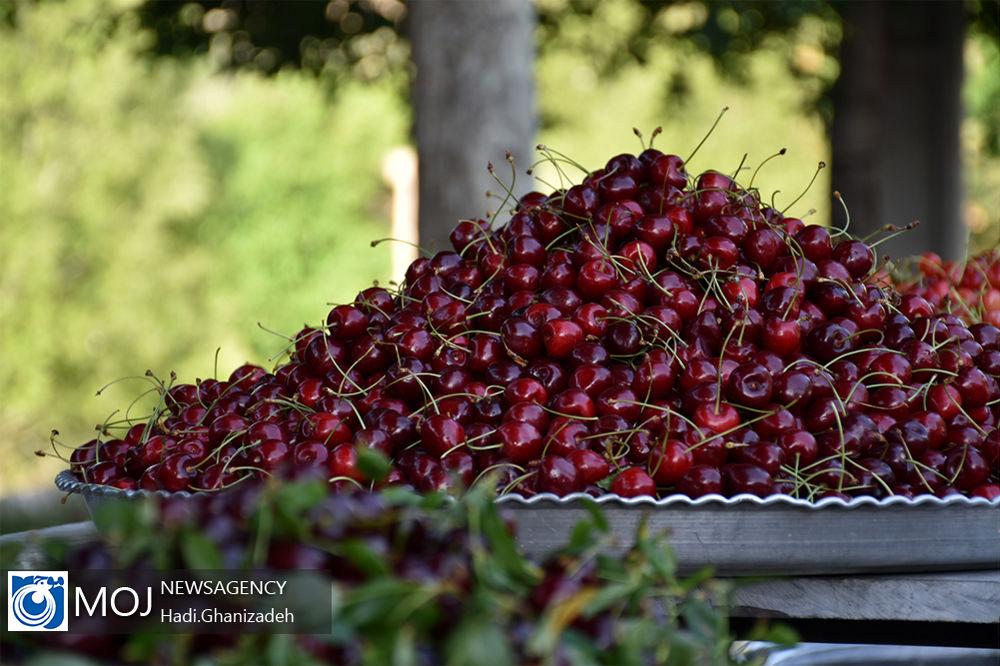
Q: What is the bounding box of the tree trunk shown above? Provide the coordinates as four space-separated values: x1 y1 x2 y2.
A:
831 1 967 264
409 0 536 256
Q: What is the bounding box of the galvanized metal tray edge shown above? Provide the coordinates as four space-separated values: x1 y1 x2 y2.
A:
57 469 1000 509
56 470 1000 575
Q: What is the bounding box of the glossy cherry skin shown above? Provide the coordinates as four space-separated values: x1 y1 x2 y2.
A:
420 415 466 458
648 439 693 485
498 421 543 465
567 448 612 485
610 467 658 498
537 455 581 496
726 362 773 409
676 465 723 498
722 463 774 497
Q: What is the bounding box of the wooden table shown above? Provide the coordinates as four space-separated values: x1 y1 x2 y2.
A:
730 569 999 649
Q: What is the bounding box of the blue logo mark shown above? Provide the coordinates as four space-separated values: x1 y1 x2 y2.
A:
7 571 68 632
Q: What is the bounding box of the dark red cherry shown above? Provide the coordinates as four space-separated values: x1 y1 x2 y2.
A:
676 464 723 498
541 318 585 359
831 239 874 278
723 463 773 497
537 455 581 496
610 467 658 498
648 439 693 485
498 421 543 465
726 362 773 409
567 448 612 485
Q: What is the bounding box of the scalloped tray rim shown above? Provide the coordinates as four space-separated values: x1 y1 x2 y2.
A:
56 469 1000 509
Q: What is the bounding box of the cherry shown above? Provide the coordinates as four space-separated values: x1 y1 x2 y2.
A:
158 453 196 492
501 317 543 359
247 439 289 472
734 442 785 475
300 412 352 447
953 366 992 408
504 377 548 406
647 154 688 190
604 320 643 356
540 288 582 316
647 439 693 485
441 450 476 488
467 335 506 376
544 418 589 456
759 316 801 357
743 227 783 270
577 259 618 301
726 362 773 409
502 264 541 293
567 448 612 485
970 483 1000 500
498 421 543 465
537 455 581 496
525 358 569 395
693 402 739 435
722 463 773 497
805 321 853 363
610 467 657 498
292 440 330 468
634 215 676 252
794 225 833 262
944 446 991 490
549 389 596 419
828 239 874 278
353 428 394 458
595 386 642 422
676 465 723 498
925 384 962 420
421 415 466 458
570 364 614 400
776 430 818 466
328 443 364 483
632 353 677 400
327 304 369 341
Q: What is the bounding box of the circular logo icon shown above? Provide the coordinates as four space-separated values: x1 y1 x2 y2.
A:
11 580 58 628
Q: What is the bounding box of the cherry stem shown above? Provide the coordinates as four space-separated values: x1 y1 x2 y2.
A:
748 148 787 190
371 236 433 258
685 106 729 165
486 151 520 228
730 153 749 182
780 161 825 216
832 190 852 236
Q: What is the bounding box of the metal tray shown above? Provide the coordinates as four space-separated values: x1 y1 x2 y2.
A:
497 492 1000 575
55 469 193 516
57 470 1000 576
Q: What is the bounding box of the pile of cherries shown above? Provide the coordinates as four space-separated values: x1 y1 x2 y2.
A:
897 249 1000 328
65 144 1000 501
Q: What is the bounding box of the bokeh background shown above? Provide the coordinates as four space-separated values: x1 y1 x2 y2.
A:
2 0 997 530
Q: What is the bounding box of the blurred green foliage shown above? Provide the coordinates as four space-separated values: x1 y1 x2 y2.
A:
964 30 1000 253
533 0 834 227
136 0 410 86
535 0 843 122
0 0 407 493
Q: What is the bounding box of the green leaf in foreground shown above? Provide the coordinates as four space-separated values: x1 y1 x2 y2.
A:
179 528 224 570
446 610 515 666
356 445 392 482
